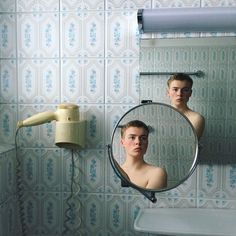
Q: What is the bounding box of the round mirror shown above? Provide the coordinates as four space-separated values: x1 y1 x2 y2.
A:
108 102 198 197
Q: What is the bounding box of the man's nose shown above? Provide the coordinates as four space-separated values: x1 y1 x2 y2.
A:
177 89 183 95
135 138 142 144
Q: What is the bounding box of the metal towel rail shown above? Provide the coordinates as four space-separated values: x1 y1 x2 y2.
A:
140 70 204 77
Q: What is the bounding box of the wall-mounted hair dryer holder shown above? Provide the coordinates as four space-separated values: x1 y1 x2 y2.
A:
17 103 86 149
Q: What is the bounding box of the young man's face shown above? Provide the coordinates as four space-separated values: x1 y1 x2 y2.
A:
121 126 148 158
167 80 192 106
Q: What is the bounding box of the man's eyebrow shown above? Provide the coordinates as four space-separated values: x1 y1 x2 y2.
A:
127 134 148 137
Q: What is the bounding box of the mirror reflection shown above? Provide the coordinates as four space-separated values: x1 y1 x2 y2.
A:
111 102 198 191
167 73 205 140
120 119 167 189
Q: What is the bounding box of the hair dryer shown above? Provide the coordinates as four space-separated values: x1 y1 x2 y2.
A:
17 103 86 149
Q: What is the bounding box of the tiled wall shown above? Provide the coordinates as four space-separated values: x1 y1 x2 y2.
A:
0 145 20 236
1 0 236 235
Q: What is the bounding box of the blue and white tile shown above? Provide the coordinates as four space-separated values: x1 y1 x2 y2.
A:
17 0 59 12
105 58 139 103
17 13 59 58
18 59 60 104
79 149 105 193
0 104 17 144
61 12 83 57
22 191 42 235
0 0 15 12
0 14 16 58
78 104 105 149
40 148 62 192
107 0 151 10
153 0 200 7
61 58 105 104
18 148 40 191
5 150 16 196
79 193 105 236
104 194 126 235
202 0 236 7
41 192 62 235
61 0 104 10
222 164 236 198
62 11 104 57
0 59 17 103
106 11 139 57
82 11 105 57
198 164 222 198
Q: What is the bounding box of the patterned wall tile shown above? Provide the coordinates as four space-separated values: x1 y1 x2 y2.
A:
105 194 127 235
79 104 105 149
0 104 17 144
107 0 151 10
18 149 41 191
61 0 104 10
17 13 59 58
17 0 59 12
0 0 15 12
106 11 139 57
105 58 139 103
61 58 105 103
41 192 62 235
0 14 16 58
18 59 60 104
153 0 201 8
198 164 222 199
79 193 105 235
0 59 17 103
202 0 236 7
79 149 105 193
222 164 236 199
40 149 62 192
61 11 104 57
22 191 42 235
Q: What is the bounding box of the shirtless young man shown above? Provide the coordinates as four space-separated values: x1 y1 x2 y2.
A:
120 120 167 189
167 73 205 139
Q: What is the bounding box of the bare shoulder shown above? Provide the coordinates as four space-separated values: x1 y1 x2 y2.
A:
186 110 205 139
146 165 167 189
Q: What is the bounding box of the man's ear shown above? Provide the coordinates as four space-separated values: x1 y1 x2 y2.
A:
120 139 124 146
189 89 193 97
166 88 170 97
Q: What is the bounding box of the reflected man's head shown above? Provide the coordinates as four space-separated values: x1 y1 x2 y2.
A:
120 120 149 157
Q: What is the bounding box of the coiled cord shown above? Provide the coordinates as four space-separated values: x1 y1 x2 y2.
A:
15 128 81 236
15 128 27 236
63 149 82 235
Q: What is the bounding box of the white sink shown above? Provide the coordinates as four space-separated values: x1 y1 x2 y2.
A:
134 208 236 236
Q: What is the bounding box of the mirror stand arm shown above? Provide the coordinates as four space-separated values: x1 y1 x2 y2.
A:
138 189 157 203
121 180 157 203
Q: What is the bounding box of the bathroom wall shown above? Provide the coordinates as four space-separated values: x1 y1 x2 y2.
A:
0 0 236 235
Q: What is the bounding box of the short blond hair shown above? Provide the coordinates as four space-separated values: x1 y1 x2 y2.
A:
167 73 193 88
120 120 149 138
